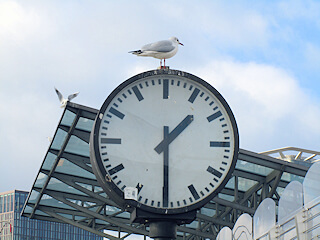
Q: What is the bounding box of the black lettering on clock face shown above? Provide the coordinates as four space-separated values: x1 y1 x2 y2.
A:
207 111 222 122
101 138 121 144
136 183 143 193
109 107 125 119
188 88 200 103
132 86 144 101
108 164 124 176
188 184 200 200
163 79 169 99
207 166 223 178
210 141 230 147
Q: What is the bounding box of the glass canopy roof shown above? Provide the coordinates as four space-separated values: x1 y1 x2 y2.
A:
22 102 310 239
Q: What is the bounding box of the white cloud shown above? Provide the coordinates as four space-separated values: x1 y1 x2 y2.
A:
1 0 320 193
193 60 320 152
277 0 320 21
0 1 43 45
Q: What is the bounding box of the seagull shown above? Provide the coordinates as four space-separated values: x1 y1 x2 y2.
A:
129 37 184 68
55 87 79 108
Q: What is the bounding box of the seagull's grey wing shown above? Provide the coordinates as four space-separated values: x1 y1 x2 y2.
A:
68 92 79 101
55 88 63 103
142 40 174 53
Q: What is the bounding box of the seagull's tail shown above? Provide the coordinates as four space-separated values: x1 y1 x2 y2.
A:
129 50 143 56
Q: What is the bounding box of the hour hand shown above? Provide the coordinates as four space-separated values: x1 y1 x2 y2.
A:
154 115 194 154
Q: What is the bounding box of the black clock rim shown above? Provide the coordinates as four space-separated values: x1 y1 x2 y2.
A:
90 68 239 215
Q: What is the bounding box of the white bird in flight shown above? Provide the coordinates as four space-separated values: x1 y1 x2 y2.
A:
129 37 184 68
55 87 79 108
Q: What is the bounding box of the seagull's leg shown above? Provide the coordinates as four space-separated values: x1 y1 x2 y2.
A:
160 59 162 67
163 59 166 68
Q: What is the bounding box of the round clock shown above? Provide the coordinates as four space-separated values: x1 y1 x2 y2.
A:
90 69 239 215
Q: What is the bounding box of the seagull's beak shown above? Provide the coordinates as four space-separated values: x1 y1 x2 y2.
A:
179 42 184 46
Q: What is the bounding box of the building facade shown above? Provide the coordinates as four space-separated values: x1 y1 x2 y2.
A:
0 190 102 240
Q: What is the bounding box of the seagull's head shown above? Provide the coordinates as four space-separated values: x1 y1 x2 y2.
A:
170 37 184 46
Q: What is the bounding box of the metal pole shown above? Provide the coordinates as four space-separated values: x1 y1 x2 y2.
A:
149 221 177 240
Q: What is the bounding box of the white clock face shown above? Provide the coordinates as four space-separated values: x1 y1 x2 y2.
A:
91 71 238 214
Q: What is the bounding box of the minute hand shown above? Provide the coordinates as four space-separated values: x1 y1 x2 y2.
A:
154 115 194 154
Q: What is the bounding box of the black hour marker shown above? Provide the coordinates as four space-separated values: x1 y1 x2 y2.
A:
207 111 222 122
163 79 169 99
188 184 200 200
101 138 121 144
109 107 125 119
210 141 230 147
188 88 200 103
132 86 144 101
108 164 124 176
207 166 222 178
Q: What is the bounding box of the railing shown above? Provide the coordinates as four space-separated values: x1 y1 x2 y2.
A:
217 161 320 240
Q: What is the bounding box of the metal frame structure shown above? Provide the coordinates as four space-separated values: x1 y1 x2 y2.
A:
22 102 311 239
260 147 320 164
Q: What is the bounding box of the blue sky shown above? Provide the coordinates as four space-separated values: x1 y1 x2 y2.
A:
1 0 320 193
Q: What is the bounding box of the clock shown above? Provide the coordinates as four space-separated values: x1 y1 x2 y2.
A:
90 69 239 215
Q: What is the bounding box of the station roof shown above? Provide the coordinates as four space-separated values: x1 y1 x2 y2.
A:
22 102 310 239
